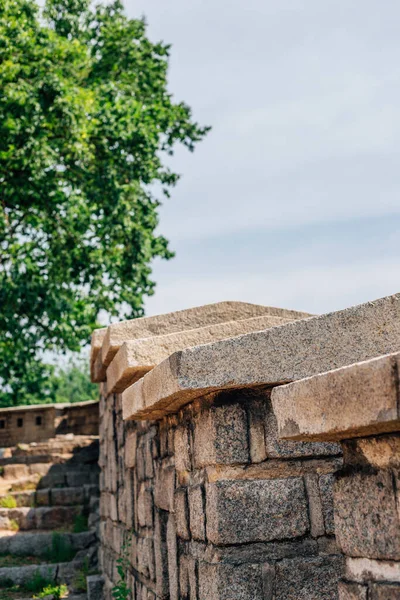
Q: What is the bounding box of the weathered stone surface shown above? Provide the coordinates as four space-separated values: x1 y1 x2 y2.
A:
174 488 190 540
124 431 137 469
346 557 400 583
123 293 400 421
87 574 104 600
93 301 307 382
206 477 309 545
51 486 84 506
154 509 169 599
304 474 325 538
274 555 344 599
35 488 50 506
106 314 296 391
344 434 400 469
264 398 341 458
0 563 58 586
319 473 335 535
334 471 400 559
371 584 400 600
167 513 178 600
154 464 175 512
272 352 400 442
337 581 367 599
137 484 154 528
198 562 264 600
193 400 249 467
174 425 191 472
188 485 206 541
370 583 400 599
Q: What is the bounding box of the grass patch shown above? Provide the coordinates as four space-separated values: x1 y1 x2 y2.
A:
45 533 75 563
0 569 68 600
0 497 16 509
8 520 19 532
10 480 37 492
34 583 68 599
73 557 89 593
0 555 43 567
73 514 88 533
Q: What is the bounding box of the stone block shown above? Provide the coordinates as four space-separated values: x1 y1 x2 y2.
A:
188 485 206 542
174 424 192 472
154 464 175 511
346 557 400 584
123 293 400 421
338 581 368 600
319 473 335 535
87 574 104 600
174 488 190 540
125 431 137 469
167 513 178 600
344 434 400 469
272 352 400 442
247 397 267 463
154 509 169 599
193 401 249 467
137 484 153 528
107 314 295 391
275 555 344 599
3 464 29 479
35 505 81 529
371 583 400 599
264 399 341 458
35 489 50 506
206 477 309 545
51 487 84 506
335 470 400 559
93 300 304 382
198 562 264 600
304 474 325 538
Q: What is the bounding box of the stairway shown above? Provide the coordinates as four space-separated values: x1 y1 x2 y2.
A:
0 436 100 600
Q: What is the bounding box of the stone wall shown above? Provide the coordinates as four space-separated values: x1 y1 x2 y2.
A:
272 352 400 599
92 295 400 600
0 400 99 447
99 388 343 599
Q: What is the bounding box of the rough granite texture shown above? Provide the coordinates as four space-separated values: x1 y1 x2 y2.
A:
122 293 400 421
270 349 400 597
98 388 343 600
96 294 400 599
272 352 400 442
106 314 294 392
91 301 310 382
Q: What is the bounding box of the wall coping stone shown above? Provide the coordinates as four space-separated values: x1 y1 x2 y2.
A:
91 301 311 382
106 314 295 394
121 293 400 422
271 352 400 442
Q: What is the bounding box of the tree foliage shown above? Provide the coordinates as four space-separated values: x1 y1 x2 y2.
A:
0 0 209 406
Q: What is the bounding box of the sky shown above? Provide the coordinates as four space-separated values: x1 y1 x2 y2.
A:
125 0 400 317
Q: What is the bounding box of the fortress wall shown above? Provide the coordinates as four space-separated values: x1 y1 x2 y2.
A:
93 294 400 600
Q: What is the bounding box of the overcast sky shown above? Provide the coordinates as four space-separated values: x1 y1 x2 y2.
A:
125 0 400 317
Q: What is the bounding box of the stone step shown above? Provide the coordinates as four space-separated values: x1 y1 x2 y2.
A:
0 484 99 507
0 463 99 489
0 438 99 466
0 505 84 531
0 530 95 558
0 556 89 589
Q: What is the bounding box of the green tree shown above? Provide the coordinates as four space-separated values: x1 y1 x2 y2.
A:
0 0 209 406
